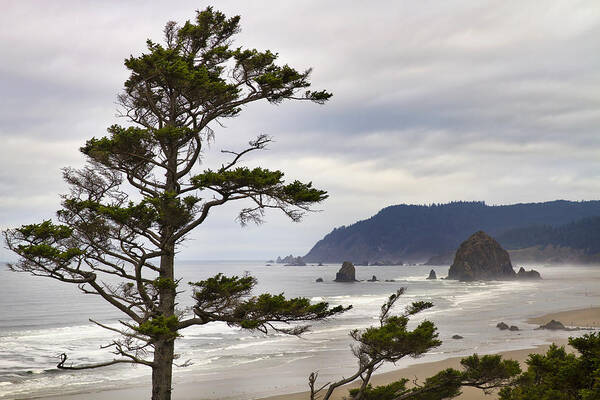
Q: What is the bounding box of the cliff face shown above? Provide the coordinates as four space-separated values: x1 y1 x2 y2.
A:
447 231 516 281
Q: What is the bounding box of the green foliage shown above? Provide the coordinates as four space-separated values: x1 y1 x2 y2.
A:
191 273 256 305
16 220 73 240
357 316 441 359
192 167 284 191
190 273 349 334
152 278 178 291
499 333 600 400
353 354 521 400
231 293 347 329
81 125 154 168
348 380 409 400
280 180 328 203
12 221 83 264
191 168 328 204
135 315 180 340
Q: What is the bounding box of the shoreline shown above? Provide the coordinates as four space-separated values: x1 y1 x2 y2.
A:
259 305 599 400
23 306 600 400
526 306 600 328
257 341 569 400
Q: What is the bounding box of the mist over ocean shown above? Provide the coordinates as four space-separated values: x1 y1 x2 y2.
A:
1 261 598 399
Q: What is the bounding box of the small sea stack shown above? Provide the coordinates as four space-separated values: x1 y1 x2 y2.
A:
334 261 357 282
427 269 437 280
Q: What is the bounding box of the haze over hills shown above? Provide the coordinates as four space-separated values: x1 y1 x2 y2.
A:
303 200 600 263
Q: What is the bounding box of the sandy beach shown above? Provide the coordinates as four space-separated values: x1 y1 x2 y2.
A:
527 306 600 328
259 306 598 400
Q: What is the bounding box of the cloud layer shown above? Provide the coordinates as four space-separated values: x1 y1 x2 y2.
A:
1 1 599 260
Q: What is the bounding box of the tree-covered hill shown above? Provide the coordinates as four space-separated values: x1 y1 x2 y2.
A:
303 200 600 263
497 216 600 255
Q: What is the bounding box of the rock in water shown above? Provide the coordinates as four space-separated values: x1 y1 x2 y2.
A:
334 261 357 282
516 267 542 280
535 319 578 331
367 275 378 282
315 277 323 282
447 231 516 281
427 269 437 280
496 322 509 330
452 334 463 339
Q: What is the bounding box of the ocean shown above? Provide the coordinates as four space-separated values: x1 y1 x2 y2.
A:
0 261 598 399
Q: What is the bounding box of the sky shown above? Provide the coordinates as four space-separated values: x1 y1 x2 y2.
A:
1 0 600 260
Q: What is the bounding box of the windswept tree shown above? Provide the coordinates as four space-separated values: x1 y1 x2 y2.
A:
309 289 441 400
309 289 520 400
4 8 348 400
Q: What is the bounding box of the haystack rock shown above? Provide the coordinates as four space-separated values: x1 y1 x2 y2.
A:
447 231 516 281
334 261 357 282
427 269 437 280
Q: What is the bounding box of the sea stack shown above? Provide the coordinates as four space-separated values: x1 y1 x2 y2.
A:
427 269 437 280
447 231 516 281
334 261 357 282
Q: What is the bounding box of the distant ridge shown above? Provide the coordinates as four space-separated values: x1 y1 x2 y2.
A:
303 200 600 263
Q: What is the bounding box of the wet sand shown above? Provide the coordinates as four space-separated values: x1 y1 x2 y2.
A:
527 306 600 328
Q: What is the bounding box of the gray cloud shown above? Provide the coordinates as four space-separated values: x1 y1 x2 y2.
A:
1 0 600 260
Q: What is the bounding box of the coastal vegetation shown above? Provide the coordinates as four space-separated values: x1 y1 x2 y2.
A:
303 201 600 264
309 289 523 400
3 8 347 400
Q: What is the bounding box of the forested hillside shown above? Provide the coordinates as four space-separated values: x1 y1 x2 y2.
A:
497 216 600 255
303 201 600 263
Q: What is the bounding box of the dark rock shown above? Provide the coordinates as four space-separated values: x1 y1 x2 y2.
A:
277 255 306 265
496 322 509 330
334 261 357 282
427 269 437 280
447 231 517 281
509 325 519 331
315 277 323 282
385 279 396 282
367 275 378 282
452 334 463 339
516 267 542 280
317 262 323 266
535 319 578 331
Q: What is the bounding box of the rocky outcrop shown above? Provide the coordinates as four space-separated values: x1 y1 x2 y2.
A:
447 231 516 281
334 261 357 282
315 277 323 282
276 255 306 265
496 322 509 330
427 269 437 280
535 319 578 331
452 334 463 339
509 325 519 331
516 267 542 280
367 275 378 282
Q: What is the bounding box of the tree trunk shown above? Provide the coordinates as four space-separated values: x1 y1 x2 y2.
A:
152 339 175 400
153 245 176 400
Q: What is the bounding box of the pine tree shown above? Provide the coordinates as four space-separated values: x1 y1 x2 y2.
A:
4 8 348 400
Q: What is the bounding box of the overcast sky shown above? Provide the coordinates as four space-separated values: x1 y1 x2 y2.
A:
1 1 599 260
